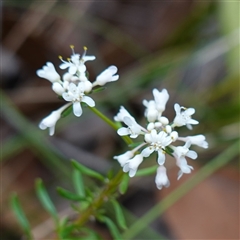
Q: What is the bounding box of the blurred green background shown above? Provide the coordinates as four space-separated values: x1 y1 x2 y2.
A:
1 1 239 239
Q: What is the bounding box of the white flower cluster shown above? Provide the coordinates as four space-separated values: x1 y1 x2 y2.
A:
37 46 119 135
114 89 208 190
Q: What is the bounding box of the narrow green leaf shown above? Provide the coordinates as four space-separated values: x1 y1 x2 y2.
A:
92 86 106 93
135 166 158 177
98 216 122 240
81 228 103 240
165 146 174 157
61 105 73 118
57 187 86 201
59 221 76 239
119 173 129 194
111 199 127 230
35 179 58 223
71 160 105 181
10 193 32 238
72 169 86 197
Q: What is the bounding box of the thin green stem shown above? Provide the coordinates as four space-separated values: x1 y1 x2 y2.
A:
89 106 133 145
89 107 118 130
122 140 240 239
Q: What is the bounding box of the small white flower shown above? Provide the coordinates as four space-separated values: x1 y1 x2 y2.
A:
115 107 147 138
143 100 158 122
59 46 95 75
177 158 194 180
178 134 208 148
117 116 146 138
153 88 169 113
155 166 170 190
36 62 60 83
114 106 133 122
114 151 134 167
93 65 119 87
142 130 172 165
39 103 71 135
143 89 169 122
172 141 197 179
123 154 144 177
172 141 198 160
173 103 199 129
62 82 95 117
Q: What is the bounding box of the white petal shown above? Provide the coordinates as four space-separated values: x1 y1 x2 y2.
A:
111 75 119 81
82 96 95 107
117 127 130 136
141 147 154 157
177 170 183 180
83 81 93 93
69 83 77 92
63 72 73 81
69 65 77 74
39 122 47 130
185 108 195 115
174 103 181 113
82 55 96 62
129 133 139 139
52 82 65 95
123 164 129 173
62 93 73 101
49 126 55 136
157 151 165 165
59 63 70 69
186 150 198 159
73 102 82 117
129 169 137 177
188 119 199 125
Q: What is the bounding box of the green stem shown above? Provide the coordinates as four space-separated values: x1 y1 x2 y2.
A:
122 140 240 239
71 107 134 229
89 107 118 130
89 107 133 145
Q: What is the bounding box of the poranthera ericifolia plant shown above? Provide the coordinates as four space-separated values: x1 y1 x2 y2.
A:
11 46 208 240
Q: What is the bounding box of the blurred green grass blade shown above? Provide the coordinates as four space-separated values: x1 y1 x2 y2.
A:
81 228 103 240
71 159 105 181
218 2 240 75
72 169 86 197
122 206 167 240
57 187 85 201
35 179 58 225
10 193 33 239
1 136 25 162
111 199 127 230
1 91 70 176
122 140 239 239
